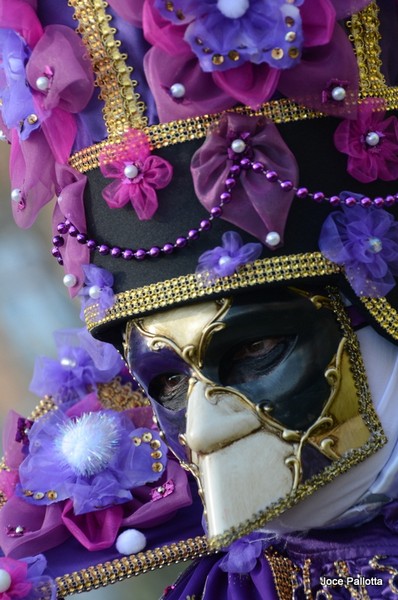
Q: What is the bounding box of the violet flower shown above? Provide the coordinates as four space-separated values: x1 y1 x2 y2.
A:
154 0 304 73
17 409 167 515
0 554 55 600
29 328 123 406
143 0 364 119
78 264 115 320
0 29 39 140
219 531 273 574
99 129 173 220
334 101 398 183
319 205 398 297
196 231 262 281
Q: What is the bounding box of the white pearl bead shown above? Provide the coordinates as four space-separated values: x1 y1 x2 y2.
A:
265 231 281 247
331 86 346 101
0 569 12 593
15 525 24 534
218 255 232 266
123 164 139 179
217 0 249 19
368 237 383 253
231 138 246 153
170 83 186 99
89 284 102 299
60 357 77 368
0 130 7 142
63 273 77 288
36 75 50 91
11 188 22 202
365 131 380 147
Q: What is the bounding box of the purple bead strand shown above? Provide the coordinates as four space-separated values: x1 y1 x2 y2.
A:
52 164 240 263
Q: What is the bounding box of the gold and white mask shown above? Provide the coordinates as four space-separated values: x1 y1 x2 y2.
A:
125 287 385 549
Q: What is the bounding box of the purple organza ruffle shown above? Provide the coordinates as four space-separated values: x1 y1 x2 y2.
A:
319 204 398 297
334 100 398 183
191 113 298 246
196 231 262 281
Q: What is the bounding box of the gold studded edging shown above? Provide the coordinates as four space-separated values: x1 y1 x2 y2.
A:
69 0 147 135
84 253 341 330
69 100 326 172
349 2 385 97
55 536 212 597
360 296 398 341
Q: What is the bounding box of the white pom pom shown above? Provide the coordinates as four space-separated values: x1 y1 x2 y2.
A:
0 569 11 593
217 0 249 19
116 529 147 555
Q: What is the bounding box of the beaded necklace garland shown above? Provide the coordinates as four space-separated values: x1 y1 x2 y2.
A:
53 154 398 267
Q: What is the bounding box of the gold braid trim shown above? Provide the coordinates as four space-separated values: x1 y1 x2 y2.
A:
55 536 212 597
68 0 147 135
84 253 341 330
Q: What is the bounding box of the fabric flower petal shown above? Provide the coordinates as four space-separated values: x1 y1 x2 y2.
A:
26 25 94 113
278 24 359 118
191 114 298 245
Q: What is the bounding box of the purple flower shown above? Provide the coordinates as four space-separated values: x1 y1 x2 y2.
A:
196 231 262 281
0 29 40 141
144 0 361 119
219 531 273 574
319 205 398 297
334 101 398 183
154 0 304 73
17 409 167 515
0 554 56 600
29 328 123 405
78 264 115 319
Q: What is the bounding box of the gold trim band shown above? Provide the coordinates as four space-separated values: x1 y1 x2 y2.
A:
55 536 212 597
69 100 326 172
69 0 147 134
84 253 341 330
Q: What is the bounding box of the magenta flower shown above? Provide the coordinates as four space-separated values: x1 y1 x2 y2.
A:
0 555 55 600
334 101 398 183
142 0 367 120
319 205 398 297
0 4 94 228
196 231 262 281
99 129 173 220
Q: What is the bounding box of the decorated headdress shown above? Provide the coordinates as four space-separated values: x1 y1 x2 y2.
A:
3 1 398 598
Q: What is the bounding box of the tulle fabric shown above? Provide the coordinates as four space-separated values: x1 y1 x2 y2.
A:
191 114 298 246
10 129 56 229
0 0 43 48
52 163 89 297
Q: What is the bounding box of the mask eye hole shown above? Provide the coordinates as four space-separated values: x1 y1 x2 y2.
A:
149 373 190 411
219 335 295 385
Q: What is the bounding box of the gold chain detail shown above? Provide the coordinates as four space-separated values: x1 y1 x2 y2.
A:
55 536 212 597
84 253 341 329
97 376 150 410
265 549 297 600
68 0 147 135
28 396 56 421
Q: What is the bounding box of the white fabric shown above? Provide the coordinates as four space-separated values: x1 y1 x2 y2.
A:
267 326 398 533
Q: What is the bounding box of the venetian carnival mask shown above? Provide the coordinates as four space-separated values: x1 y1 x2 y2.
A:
125 287 384 549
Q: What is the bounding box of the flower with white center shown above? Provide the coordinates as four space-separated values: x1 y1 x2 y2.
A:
18 408 168 515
